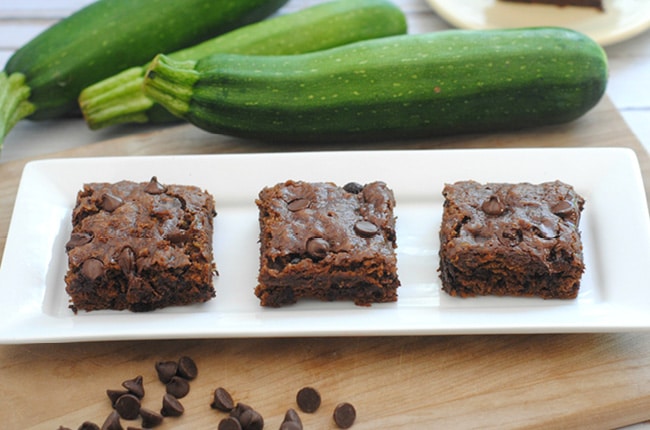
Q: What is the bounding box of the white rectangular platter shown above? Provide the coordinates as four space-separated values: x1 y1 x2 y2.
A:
1 148 649 343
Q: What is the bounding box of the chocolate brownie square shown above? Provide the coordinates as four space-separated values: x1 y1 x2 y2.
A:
438 180 585 299
255 180 400 307
65 176 217 312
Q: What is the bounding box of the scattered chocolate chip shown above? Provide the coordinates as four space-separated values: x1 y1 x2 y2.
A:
139 407 164 428
114 394 141 420
353 220 379 238
211 387 235 412
155 361 178 384
161 393 184 417
333 402 356 429
126 427 142 430
281 408 303 430
107 389 129 407
177 356 198 380
166 375 190 398
65 232 93 250
218 417 242 430
78 423 100 430
343 182 364 194
100 410 123 430
144 176 167 195
101 193 124 212
306 237 330 259
481 195 505 216
287 198 310 212
57 426 72 430
117 247 135 274
551 200 574 217
238 408 264 430
280 421 302 430
283 408 302 426
81 258 104 281
296 387 321 413
122 375 145 398
229 403 253 421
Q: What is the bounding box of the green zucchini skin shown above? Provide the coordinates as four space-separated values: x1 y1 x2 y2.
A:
79 0 408 130
143 27 608 142
0 0 288 144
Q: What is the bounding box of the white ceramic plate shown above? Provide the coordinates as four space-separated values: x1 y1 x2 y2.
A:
425 0 650 46
0 148 649 343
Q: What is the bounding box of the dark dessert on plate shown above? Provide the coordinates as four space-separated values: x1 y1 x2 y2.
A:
65 176 217 312
499 0 604 11
438 180 585 299
255 180 400 307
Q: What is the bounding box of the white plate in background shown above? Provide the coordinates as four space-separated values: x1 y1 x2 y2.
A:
425 0 650 45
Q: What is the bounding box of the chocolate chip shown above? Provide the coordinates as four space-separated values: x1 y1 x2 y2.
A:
211 387 235 412
239 408 264 430
281 408 303 430
166 376 190 398
66 232 93 250
177 356 198 380
57 426 72 430
280 422 302 430
139 407 164 428
287 198 310 212
353 221 379 238
551 200 574 217
218 417 242 430
166 231 188 244
155 361 178 384
100 410 122 430
283 408 302 425
229 402 253 420
78 423 100 430
333 402 356 429
306 237 329 259
296 387 321 413
144 176 166 195
107 389 129 407
117 247 135 274
161 393 184 417
114 394 141 420
81 258 104 281
122 375 145 398
101 193 124 212
343 182 364 194
481 195 505 216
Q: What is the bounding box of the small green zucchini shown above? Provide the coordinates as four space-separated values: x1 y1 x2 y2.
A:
0 0 288 145
79 0 408 130
143 27 608 142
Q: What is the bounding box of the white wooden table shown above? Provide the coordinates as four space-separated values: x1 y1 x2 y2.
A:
1 0 649 163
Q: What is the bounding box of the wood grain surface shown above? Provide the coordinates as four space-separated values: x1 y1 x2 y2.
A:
1 96 649 429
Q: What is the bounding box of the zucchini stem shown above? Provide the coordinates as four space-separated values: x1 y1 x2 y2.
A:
0 72 35 147
142 55 199 119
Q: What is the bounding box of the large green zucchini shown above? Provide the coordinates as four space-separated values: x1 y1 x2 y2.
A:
143 27 608 142
0 0 288 145
78 0 408 130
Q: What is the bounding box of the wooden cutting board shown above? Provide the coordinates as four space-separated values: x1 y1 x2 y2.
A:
1 97 649 429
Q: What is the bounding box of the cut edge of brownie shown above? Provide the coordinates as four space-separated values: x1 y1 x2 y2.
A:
255 180 400 307
64 176 217 313
438 180 585 300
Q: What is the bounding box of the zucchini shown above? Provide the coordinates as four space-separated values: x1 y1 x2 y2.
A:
0 0 288 145
79 0 408 130
142 27 608 142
